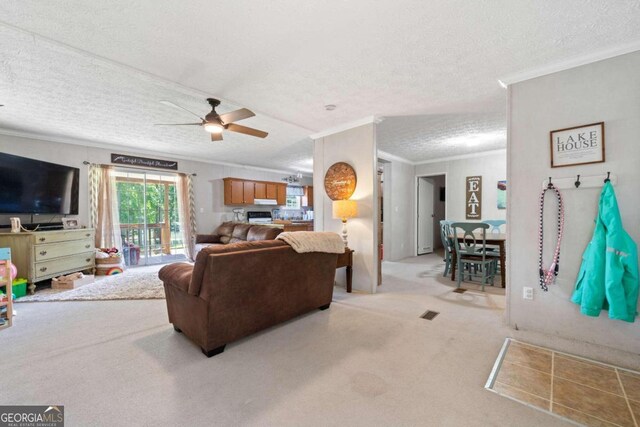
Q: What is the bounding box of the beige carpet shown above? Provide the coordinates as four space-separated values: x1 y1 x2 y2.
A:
15 268 165 302
0 256 572 426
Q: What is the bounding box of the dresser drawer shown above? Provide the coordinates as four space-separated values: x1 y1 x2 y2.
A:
34 252 94 279
34 239 94 261
32 230 95 245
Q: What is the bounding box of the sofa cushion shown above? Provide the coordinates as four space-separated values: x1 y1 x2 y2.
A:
195 234 221 244
230 223 252 243
213 222 236 244
247 225 283 242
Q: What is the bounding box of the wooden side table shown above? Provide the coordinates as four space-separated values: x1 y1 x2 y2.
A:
336 248 354 293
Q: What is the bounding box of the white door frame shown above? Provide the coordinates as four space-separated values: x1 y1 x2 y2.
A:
414 172 447 257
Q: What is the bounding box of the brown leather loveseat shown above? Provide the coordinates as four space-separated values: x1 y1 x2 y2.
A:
194 222 283 256
158 239 339 357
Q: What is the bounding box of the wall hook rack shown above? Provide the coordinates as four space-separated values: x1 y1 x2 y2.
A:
543 173 617 190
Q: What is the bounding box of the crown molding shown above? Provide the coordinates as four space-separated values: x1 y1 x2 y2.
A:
499 40 640 85
377 150 413 164
0 128 311 176
414 148 506 165
310 115 384 140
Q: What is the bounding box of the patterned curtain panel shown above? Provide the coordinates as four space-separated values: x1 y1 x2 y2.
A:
177 173 197 261
88 164 123 251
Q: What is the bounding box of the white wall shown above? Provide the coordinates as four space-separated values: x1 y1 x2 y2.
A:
508 51 640 359
428 175 446 250
313 124 378 293
0 134 311 233
380 159 415 261
415 152 507 222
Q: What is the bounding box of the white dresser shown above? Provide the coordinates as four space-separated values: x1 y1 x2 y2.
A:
0 228 95 294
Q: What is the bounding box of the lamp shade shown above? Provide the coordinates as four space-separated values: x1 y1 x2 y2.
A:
332 199 358 221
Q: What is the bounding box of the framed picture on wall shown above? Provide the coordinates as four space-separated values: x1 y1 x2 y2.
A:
550 122 605 168
497 180 506 209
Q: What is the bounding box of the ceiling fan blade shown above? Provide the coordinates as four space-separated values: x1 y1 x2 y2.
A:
211 132 223 142
154 123 202 126
159 100 205 121
226 123 268 138
218 108 255 124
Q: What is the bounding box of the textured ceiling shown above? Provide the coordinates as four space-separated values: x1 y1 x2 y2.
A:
0 26 314 172
378 113 506 162
1 1 640 168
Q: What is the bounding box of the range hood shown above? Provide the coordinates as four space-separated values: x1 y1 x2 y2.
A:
254 198 278 205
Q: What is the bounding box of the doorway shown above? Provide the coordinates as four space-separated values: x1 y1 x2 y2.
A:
416 174 446 256
114 169 187 267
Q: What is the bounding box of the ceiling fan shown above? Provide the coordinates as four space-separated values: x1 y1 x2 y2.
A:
156 98 268 141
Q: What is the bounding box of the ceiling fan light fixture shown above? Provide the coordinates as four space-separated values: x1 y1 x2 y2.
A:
204 123 224 134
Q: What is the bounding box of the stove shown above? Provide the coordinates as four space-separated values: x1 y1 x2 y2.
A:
246 211 273 224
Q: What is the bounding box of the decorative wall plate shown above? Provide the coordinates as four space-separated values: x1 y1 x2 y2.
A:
324 162 357 200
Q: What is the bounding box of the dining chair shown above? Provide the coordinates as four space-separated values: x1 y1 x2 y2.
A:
481 219 506 263
483 220 506 234
439 220 454 277
450 222 498 291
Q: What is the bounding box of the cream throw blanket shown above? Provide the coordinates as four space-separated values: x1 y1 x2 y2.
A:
277 232 345 254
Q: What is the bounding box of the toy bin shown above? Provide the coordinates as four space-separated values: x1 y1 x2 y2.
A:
12 278 27 298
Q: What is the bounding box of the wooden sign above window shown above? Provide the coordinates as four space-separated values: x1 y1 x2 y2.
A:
111 154 178 170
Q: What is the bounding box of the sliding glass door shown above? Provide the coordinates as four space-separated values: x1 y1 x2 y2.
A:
114 169 186 267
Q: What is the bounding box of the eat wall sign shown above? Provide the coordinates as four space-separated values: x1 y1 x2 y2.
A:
466 176 482 220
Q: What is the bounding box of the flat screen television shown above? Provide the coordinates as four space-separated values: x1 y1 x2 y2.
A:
0 153 80 215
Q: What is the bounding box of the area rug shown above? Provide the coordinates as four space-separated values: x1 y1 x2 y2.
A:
15 270 165 302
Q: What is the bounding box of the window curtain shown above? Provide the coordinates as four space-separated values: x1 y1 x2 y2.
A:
176 173 197 261
89 164 123 251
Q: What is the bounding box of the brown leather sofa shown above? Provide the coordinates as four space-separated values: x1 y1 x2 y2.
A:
194 222 283 256
158 239 339 357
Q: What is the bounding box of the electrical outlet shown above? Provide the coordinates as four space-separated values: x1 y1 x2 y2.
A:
199 207 204 213
523 287 534 300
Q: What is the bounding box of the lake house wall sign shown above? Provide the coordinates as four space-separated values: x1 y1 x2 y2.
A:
324 162 357 200
466 176 482 219
550 122 605 168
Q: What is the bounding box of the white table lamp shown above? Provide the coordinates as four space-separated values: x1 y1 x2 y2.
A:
332 199 358 247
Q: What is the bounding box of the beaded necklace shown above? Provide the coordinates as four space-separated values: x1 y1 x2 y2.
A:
538 183 564 291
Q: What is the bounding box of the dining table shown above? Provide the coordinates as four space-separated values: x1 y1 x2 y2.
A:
450 232 507 288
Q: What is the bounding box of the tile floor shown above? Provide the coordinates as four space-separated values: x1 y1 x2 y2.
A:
487 338 640 427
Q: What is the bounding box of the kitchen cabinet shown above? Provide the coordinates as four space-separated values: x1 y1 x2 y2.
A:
302 186 314 207
243 181 255 204
223 178 288 206
273 220 314 232
266 183 277 199
254 182 266 199
276 184 287 205
228 180 244 204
